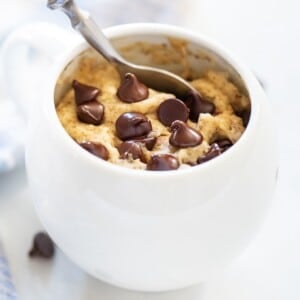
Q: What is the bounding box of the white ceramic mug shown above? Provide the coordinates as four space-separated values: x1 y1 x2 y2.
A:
1 22 277 291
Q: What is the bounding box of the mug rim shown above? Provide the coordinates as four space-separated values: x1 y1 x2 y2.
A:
45 23 260 179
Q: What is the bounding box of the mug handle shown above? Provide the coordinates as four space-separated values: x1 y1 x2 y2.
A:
0 22 80 121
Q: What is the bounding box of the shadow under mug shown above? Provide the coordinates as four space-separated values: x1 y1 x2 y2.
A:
1 22 278 291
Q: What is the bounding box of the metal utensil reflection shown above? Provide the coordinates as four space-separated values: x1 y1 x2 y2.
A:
47 0 197 99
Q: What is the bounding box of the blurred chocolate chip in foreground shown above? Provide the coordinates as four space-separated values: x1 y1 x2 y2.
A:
29 232 55 259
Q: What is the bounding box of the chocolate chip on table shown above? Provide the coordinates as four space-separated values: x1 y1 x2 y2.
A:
132 136 157 150
29 232 55 259
116 112 152 140
184 90 215 122
197 143 222 164
117 73 149 103
215 138 232 152
80 141 109 160
169 120 202 148
72 80 100 105
157 98 190 126
77 101 104 125
118 141 146 162
147 154 179 171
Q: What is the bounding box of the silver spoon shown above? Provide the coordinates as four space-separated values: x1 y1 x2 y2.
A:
47 0 197 98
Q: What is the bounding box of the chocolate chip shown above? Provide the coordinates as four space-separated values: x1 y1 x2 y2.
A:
184 90 215 122
77 101 104 125
147 154 179 171
29 232 55 259
132 136 157 150
117 73 149 103
187 161 197 166
197 143 222 164
118 141 146 162
80 141 109 160
116 112 152 140
157 98 189 126
72 80 100 105
238 110 251 127
215 139 232 152
169 120 202 148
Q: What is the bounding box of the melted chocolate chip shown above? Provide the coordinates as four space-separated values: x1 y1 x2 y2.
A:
118 141 146 162
147 154 179 171
215 139 232 152
29 232 55 259
157 98 189 126
77 101 104 125
116 112 152 140
80 141 109 160
72 80 100 105
197 143 222 164
117 73 149 103
184 90 215 122
132 136 157 150
169 120 202 148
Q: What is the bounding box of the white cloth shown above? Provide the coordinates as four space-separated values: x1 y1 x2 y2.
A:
0 241 17 299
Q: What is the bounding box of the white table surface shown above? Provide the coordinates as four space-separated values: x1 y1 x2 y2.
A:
1 0 300 299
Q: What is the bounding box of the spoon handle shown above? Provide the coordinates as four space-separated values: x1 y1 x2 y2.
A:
48 0 126 65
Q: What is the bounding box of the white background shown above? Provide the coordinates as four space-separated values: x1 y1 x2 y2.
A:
0 0 300 299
